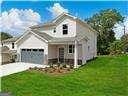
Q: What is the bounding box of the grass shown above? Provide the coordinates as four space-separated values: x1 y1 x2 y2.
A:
1 55 128 96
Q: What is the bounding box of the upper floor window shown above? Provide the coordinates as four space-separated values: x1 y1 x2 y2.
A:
63 24 68 35
53 28 56 33
68 45 74 53
12 43 14 49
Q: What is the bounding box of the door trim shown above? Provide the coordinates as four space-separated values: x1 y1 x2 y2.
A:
58 47 64 63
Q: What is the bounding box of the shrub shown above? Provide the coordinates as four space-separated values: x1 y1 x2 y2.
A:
62 63 67 68
108 40 123 55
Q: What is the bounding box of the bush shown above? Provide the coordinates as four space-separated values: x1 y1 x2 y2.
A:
108 40 123 55
49 63 53 68
69 64 74 69
62 63 67 68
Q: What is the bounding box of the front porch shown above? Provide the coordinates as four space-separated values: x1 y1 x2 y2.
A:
47 40 86 68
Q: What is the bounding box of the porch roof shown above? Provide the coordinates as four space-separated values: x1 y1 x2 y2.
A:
31 29 88 43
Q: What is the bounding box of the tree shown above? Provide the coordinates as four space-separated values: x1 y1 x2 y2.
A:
0 32 13 40
121 34 128 53
108 34 128 55
86 9 123 55
108 40 122 55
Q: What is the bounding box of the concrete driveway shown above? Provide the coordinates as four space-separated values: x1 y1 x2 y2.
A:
0 62 48 77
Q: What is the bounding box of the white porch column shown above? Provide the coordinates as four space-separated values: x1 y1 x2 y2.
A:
74 40 78 68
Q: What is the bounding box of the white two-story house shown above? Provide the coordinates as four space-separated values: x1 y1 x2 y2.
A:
2 13 97 68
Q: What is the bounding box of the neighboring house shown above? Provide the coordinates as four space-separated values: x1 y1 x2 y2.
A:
1 46 13 64
1 37 19 64
1 13 97 68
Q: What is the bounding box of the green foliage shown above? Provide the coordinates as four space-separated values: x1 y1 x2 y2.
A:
121 34 128 52
108 40 123 55
2 56 128 96
108 34 128 55
86 9 123 55
0 32 13 40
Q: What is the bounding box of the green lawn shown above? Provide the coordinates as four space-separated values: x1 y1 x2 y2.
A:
1 55 128 96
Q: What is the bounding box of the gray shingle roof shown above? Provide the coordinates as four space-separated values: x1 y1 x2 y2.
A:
30 13 97 34
30 13 73 29
31 29 53 41
2 37 20 43
31 29 88 43
30 22 56 29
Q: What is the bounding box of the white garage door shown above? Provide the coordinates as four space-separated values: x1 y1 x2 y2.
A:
21 49 44 64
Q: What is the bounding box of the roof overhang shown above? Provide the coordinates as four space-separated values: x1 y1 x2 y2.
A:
15 30 49 44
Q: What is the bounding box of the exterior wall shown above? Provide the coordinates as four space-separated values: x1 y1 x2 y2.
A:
40 17 76 38
17 33 48 64
81 39 88 64
48 45 58 59
48 44 82 60
76 21 97 60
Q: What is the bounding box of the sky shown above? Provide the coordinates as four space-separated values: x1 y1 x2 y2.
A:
1 1 128 38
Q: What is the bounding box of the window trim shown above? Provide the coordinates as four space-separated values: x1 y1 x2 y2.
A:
62 24 68 35
68 45 74 54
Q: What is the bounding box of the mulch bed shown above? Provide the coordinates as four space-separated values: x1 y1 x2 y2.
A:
29 66 73 75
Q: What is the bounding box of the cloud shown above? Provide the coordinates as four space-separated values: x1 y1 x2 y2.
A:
47 3 68 18
113 16 128 39
0 8 41 36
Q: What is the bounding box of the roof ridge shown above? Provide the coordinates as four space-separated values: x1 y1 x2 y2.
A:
30 13 73 29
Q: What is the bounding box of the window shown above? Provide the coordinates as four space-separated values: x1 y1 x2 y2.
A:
22 49 26 51
39 49 44 52
68 45 74 53
88 46 90 51
63 24 68 35
12 43 14 49
53 28 56 33
33 49 37 51
27 49 31 51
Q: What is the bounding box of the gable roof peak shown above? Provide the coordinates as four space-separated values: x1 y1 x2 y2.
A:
51 12 77 23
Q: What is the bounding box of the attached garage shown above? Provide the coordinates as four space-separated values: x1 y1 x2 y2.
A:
16 31 49 65
21 49 44 64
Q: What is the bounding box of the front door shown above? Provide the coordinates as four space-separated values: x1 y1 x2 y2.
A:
59 48 64 63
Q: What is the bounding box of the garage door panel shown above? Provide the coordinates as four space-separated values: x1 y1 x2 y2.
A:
21 49 44 64
21 49 27 62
